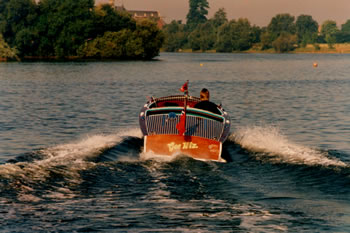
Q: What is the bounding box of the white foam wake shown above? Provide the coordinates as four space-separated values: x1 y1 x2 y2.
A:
0 128 143 201
41 128 142 163
231 125 346 167
140 151 183 163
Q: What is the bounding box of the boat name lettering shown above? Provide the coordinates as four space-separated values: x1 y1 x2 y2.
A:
167 142 198 152
182 142 198 150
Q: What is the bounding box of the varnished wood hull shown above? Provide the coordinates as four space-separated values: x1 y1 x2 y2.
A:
144 135 224 162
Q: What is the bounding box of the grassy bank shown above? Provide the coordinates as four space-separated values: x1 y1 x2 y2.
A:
294 43 350 53
162 43 350 54
3 43 350 62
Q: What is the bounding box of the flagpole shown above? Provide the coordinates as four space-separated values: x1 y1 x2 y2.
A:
183 84 188 134
176 80 189 135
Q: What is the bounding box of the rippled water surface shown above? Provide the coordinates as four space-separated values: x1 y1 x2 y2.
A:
1 53 350 232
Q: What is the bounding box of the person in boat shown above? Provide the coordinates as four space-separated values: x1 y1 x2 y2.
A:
194 88 221 115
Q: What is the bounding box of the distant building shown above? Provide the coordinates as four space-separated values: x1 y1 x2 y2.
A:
107 0 165 29
127 10 165 29
128 10 159 19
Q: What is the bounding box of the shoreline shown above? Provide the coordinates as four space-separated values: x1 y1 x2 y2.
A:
2 43 350 62
165 43 350 54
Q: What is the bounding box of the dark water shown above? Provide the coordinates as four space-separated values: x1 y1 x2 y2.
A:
1 53 350 232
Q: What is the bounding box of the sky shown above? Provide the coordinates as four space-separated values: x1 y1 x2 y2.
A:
97 0 350 27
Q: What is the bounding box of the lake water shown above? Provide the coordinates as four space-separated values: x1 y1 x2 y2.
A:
0 53 350 232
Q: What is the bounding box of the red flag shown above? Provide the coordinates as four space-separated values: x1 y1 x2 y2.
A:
177 80 188 135
176 110 186 135
179 81 188 93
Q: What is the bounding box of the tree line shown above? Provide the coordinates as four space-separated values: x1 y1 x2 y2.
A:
0 0 164 60
163 0 350 53
2 0 350 59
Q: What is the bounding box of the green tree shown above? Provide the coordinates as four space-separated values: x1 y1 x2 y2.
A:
325 34 336 48
78 30 143 59
134 19 164 59
216 18 255 52
272 32 297 52
0 0 164 59
321 20 339 36
215 21 233 52
268 13 296 41
0 0 11 34
186 0 209 31
186 8 228 51
0 0 11 13
0 0 38 49
188 21 215 51
92 4 136 38
162 20 188 52
79 19 164 59
335 19 350 43
296 14 318 47
260 27 273 50
211 8 227 28
187 29 201 51
321 20 339 48
250 25 261 44
341 19 350 32
37 0 95 57
231 18 255 51
0 34 18 60
164 20 183 34
14 27 38 56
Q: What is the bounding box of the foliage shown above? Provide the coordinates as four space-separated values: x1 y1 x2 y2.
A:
0 34 18 59
186 0 209 31
163 8 228 52
188 21 215 51
5 0 350 57
38 0 95 57
14 27 38 56
78 30 142 58
133 20 165 59
161 4 350 53
341 20 350 33
0 0 38 50
0 0 163 59
162 20 188 52
92 4 136 38
335 31 350 43
78 19 164 59
268 13 296 41
260 30 273 50
336 20 350 43
321 20 339 48
259 13 297 51
272 32 297 53
321 20 339 37
296 15 318 46
325 34 336 49
216 18 256 52
211 8 228 28
313 43 320 51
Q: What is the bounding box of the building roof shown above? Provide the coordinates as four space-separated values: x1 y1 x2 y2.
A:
128 10 160 18
114 5 165 28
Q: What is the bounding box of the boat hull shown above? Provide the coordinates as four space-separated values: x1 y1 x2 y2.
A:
144 135 224 162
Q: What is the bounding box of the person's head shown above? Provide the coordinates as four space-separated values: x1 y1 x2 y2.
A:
200 88 210 101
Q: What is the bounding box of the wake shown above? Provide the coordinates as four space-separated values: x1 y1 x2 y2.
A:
0 129 143 193
230 125 347 167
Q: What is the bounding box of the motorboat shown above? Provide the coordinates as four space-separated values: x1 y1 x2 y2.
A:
139 82 231 162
